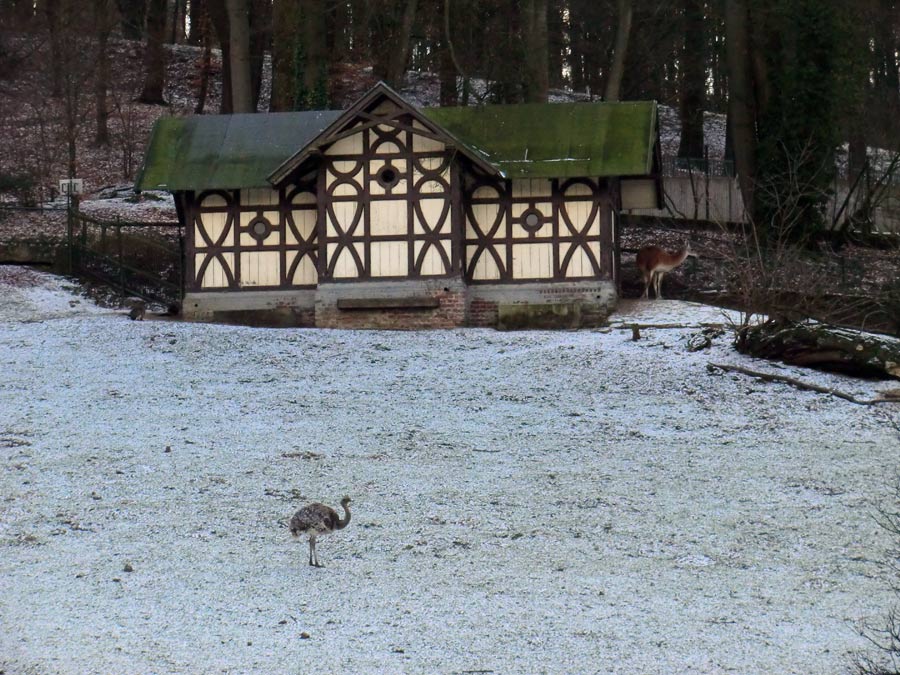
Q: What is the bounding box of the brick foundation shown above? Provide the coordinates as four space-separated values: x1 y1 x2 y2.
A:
315 279 468 329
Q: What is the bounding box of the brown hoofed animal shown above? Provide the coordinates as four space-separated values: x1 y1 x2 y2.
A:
635 244 694 299
290 496 351 567
128 299 146 321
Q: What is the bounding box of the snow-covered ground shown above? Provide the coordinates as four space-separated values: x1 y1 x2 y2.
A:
1 266 898 675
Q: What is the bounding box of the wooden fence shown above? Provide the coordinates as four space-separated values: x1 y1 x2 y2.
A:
627 161 900 235
68 210 184 308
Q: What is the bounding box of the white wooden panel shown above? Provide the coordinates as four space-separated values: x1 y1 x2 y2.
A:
291 191 316 206
201 193 227 209
331 160 363 179
372 101 400 115
473 185 500 200
621 179 659 209
417 179 447 194
328 244 359 278
370 241 408 277
468 203 499 237
469 244 504 280
416 157 446 173
512 178 552 198
290 254 317 286
242 188 279 206
564 245 595 278
370 200 407 236
373 140 401 154
197 253 234 288
287 209 317 245
414 241 447 276
330 181 361 198
412 133 445 153
240 251 280 286
512 243 553 279
329 202 360 235
563 182 593 198
586 209 600 237
327 132 364 156
564 200 590 232
415 197 447 234
511 223 532 239
196 211 232 247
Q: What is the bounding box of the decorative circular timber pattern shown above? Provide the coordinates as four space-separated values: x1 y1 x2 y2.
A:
248 214 273 242
376 164 401 190
520 207 545 233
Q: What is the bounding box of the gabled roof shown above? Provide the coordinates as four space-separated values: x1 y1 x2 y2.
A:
135 83 659 192
267 82 500 184
422 101 658 179
135 110 342 192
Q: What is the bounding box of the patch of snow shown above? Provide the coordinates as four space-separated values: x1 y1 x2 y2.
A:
0 285 898 674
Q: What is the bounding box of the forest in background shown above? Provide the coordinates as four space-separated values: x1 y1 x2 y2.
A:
0 0 898 240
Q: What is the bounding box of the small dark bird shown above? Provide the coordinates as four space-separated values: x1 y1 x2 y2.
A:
290 496 351 567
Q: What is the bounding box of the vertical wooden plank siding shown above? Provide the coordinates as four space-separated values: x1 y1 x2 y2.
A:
189 182 319 291
464 177 608 283
319 111 454 281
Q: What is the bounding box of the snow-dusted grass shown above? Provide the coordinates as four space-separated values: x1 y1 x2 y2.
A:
1 267 898 675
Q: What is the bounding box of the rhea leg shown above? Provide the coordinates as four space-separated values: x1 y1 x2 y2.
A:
310 535 323 567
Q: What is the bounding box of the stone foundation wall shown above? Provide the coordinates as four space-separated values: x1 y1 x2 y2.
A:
181 279 617 329
468 281 617 329
182 289 317 327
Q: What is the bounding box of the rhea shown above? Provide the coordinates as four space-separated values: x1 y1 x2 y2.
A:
635 244 694 299
290 496 351 567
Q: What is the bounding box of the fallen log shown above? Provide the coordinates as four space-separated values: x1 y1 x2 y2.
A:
735 319 900 380
707 362 900 405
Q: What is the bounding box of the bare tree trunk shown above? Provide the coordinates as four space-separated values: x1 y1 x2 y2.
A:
725 0 756 219
116 0 145 40
188 0 205 43
138 0 168 104
521 0 549 103
269 0 297 111
44 0 63 97
373 0 418 88
604 0 632 101
194 1 212 113
207 0 232 112
226 0 253 112
94 0 113 145
678 0 705 160
248 0 270 109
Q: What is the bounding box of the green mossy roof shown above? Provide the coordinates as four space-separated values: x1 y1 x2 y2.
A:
422 101 658 179
135 110 342 191
135 99 657 191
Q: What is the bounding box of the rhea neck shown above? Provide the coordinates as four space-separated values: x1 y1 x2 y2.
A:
335 502 351 530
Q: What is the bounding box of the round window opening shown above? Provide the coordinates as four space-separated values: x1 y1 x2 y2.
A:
377 165 401 189
248 215 272 241
522 208 544 232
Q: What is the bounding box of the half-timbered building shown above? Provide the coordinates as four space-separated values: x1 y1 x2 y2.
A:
136 83 661 328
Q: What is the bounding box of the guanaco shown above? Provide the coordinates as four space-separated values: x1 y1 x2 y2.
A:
635 244 694 299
